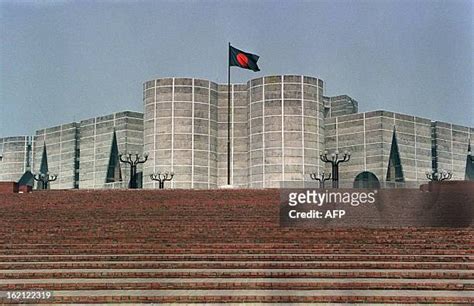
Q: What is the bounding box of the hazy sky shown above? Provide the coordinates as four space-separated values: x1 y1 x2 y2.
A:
0 0 472 137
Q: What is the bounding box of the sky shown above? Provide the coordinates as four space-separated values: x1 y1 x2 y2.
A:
0 0 472 137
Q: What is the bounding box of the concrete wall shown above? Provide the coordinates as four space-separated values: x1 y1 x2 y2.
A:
3 75 472 190
79 111 143 189
143 78 218 189
326 112 382 184
143 75 326 189
217 84 248 188
324 110 472 186
324 95 358 118
379 112 433 182
432 121 473 180
0 136 29 182
33 123 79 189
248 75 325 188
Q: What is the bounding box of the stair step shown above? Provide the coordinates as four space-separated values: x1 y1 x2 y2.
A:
2 269 472 280
1 277 473 290
0 261 471 270
1 289 473 303
0 253 470 262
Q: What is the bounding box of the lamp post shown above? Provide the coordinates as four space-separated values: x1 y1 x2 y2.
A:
119 153 148 189
150 171 174 189
320 150 351 188
33 172 57 190
426 169 452 181
309 172 331 188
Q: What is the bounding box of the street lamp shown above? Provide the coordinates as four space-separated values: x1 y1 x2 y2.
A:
320 150 351 188
119 153 148 189
150 171 174 189
426 169 452 181
34 172 57 190
309 172 331 188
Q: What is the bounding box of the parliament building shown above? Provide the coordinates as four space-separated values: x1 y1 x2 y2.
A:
1 75 473 189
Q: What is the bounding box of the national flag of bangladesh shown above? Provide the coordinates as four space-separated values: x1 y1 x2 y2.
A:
229 45 260 72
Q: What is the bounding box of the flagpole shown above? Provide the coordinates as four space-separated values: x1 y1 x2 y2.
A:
227 42 231 186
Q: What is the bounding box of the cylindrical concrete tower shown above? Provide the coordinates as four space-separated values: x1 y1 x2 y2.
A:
248 75 325 188
143 78 218 189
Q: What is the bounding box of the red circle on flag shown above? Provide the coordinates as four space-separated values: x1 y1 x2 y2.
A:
236 53 249 68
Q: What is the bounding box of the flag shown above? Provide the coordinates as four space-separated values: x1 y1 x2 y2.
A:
229 45 260 72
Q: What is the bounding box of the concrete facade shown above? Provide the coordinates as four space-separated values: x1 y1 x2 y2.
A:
217 84 248 188
431 121 473 180
28 111 143 189
324 95 358 118
248 75 325 188
142 74 472 189
143 78 219 189
79 111 144 189
325 111 433 187
0 136 31 182
33 123 79 189
325 111 473 187
1 74 472 189
143 75 327 189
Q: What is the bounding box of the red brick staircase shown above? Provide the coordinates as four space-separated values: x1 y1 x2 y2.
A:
0 189 472 303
